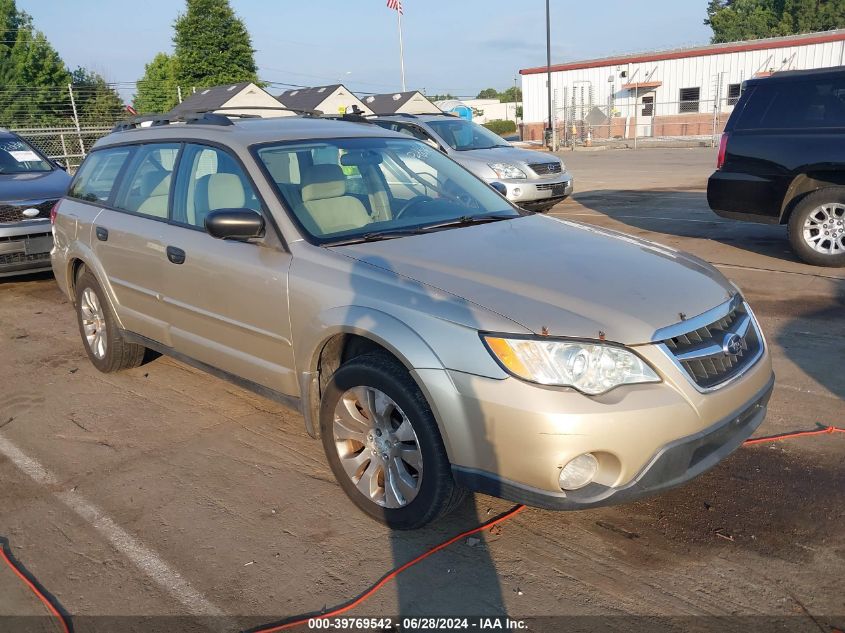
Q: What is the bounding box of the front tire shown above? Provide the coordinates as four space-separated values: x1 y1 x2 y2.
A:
319 352 465 529
787 188 845 267
75 268 146 373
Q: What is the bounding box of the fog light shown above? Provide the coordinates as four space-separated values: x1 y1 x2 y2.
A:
512 187 522 197
559 453 599 490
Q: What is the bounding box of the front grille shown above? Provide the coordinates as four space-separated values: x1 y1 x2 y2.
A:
662 300 762 389
536 182 567 191
528 162 562 176
0 251 51 266
0 200 56 224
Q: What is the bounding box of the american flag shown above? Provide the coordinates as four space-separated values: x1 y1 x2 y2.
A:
386 0 403 14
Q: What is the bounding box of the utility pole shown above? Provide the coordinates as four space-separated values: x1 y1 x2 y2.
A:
546 0 553 148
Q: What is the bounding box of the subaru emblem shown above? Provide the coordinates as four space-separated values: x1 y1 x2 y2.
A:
22 208 40 218
722 332 743 356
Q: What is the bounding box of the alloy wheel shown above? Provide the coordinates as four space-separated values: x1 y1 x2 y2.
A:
80 287 107 360
803 203 845 255
332 386 423 509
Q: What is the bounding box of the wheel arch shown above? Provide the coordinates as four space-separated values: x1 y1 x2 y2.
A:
298 306 446 441
780 172 845 224
64 246 124 330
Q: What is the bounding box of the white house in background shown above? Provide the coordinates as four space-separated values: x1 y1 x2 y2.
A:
519 29 845 141
276 84 372 116
170 82 291 118
451 98 520 125
362 91 440 115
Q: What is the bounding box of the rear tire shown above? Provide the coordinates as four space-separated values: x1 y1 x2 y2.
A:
319 352 465 529
787 188 845 267
74 268 146 373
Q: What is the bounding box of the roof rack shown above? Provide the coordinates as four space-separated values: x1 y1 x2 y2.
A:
212 105 324 117
367 111 454 118
111 106 326 133
111 111 237 132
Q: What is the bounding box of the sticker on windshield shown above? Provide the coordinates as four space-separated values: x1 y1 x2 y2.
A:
9 150 40 162
406 146 431 161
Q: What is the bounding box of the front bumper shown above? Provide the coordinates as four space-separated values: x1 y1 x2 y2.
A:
490 172 573 208
453 375 772 509
0 220 54 277
414 339 773 510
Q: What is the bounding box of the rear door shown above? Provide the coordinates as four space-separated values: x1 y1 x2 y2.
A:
90 143 180 345
158 143 297 395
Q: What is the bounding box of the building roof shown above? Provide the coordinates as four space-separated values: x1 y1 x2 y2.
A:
520 29 845 75
361 91 437 114
276 84 343 111
170 82 253 116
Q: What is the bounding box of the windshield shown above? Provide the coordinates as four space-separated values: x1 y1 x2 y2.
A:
0 137 52 173
425 119 510 151
256 137 519 243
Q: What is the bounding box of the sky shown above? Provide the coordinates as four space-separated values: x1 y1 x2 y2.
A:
19 0 713 101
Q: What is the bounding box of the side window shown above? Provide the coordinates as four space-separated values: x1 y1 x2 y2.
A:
172 144 262 228
114 144 180 219
395 123 432 142
68 147 133 203
737 80 845 130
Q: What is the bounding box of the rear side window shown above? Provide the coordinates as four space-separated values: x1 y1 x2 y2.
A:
113 144 180 219
736 79 845 130
68 147 133 203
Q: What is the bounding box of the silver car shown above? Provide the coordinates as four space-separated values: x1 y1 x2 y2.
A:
372 114 573 212
52 114 773 529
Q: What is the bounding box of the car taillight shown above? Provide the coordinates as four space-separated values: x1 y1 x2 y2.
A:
50 200 60 225
716 133 729 170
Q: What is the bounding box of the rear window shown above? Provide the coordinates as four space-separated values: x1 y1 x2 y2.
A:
736 78 845 130
68 147 133 203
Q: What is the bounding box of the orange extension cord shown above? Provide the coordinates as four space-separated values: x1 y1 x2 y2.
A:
0 538 71 633
2 426 841 633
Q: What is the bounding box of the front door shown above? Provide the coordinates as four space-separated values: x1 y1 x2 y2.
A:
639 92 655 137
159 143 297 395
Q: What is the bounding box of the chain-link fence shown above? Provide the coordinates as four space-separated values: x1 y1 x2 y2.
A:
521 95 739 150
11 126 113 172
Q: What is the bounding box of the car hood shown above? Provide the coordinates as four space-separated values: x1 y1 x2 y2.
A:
0 169 71 202
451 146 560 173
335 215 735 345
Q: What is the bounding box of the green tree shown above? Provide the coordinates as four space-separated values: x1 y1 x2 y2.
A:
428 93 455 101
477 87 498 99
499 86 522 103
134 52 178 114
0 6 70 126
172 0 259 90
71 67 124 123
705 0 845 43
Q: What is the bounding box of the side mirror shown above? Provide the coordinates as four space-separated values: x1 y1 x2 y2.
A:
205 208 265 240
489 181 508 196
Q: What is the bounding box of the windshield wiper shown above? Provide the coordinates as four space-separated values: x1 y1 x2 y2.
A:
324 227 432 246
418 214 514 231
325 215 514 246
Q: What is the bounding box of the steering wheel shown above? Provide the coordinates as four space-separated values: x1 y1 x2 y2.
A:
395 195 435 220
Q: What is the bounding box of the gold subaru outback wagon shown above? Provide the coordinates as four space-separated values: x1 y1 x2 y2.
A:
52 112 774 529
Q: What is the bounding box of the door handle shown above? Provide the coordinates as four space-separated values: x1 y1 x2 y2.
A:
166 246 186 265
95 226 108 241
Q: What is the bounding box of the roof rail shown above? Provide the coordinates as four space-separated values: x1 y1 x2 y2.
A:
368 111 453 118
211 105 323 117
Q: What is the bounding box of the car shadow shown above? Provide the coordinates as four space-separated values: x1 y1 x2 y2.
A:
346 254 511 619
568 189 800 263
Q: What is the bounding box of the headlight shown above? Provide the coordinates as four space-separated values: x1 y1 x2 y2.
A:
483 336 660 395
488 162 527 179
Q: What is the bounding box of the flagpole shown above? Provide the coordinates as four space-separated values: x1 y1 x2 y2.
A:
397 6 406 91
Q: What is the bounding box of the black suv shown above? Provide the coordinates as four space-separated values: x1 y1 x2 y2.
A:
707 66 845 267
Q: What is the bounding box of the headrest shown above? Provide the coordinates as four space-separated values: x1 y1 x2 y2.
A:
302 164 346 202
204 173 245 210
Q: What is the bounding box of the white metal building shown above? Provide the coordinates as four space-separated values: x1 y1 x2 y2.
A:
519 29 845 141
